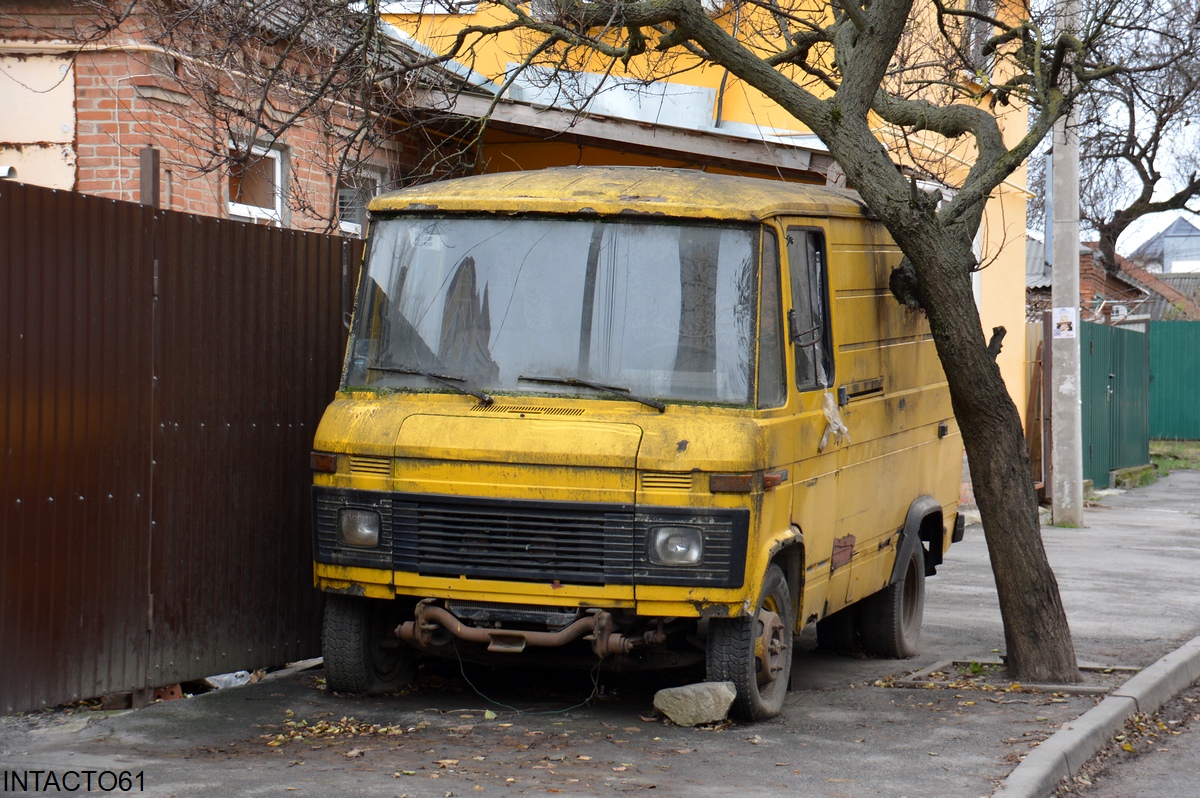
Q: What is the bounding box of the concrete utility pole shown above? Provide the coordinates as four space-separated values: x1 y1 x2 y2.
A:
1050 0 1084 526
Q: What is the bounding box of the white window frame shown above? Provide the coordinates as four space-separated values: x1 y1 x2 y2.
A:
337 170 384 238
228 142 283 226
962 0 996 79
379 0 478 14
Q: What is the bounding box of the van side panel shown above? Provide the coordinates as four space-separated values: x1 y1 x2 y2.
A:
791 218 961 620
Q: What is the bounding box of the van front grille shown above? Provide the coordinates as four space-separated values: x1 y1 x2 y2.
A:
348 455 392 476
313 488 747 588
470 404 585 416
641 471 693 490
392 494 635 585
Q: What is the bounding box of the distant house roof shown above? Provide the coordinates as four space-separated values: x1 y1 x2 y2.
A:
1024 234 1091 289
1129 216 1200 267
1136 273 1200 320
1117 258 1200 320
1026 235 1051 288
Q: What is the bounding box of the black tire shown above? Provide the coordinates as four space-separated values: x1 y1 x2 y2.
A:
322 594 417 695
858 543 925 659
706 563 794 721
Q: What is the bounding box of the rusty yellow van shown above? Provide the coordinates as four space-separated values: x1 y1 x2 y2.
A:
310 167 963 720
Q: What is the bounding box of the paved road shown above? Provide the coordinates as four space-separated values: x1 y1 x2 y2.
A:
2 471 1199 798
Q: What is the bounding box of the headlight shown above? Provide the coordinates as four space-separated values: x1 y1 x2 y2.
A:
337 508 381 548
649 526 704 566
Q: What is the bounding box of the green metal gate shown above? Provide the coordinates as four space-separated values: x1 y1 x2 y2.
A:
1080 322 1150 486
1149 321 1200 440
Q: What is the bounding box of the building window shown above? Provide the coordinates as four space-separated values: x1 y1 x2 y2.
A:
228 144 282 225
963 0 996 76
337 173 382 238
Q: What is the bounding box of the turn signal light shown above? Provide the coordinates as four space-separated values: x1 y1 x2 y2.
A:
763 470 788 489
310 451 338 473
709 471 789 493
709 473 754 493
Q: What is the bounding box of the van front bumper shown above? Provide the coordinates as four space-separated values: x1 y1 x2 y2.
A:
396 599 645 656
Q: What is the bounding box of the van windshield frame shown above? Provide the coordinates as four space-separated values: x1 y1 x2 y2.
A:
342 214 762 407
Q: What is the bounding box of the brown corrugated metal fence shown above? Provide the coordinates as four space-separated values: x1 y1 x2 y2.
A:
1 182 358 713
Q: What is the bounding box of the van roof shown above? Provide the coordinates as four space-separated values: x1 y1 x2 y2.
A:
368 166 872 223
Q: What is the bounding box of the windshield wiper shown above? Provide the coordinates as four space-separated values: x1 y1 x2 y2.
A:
368 366 493 406
518 375 665 412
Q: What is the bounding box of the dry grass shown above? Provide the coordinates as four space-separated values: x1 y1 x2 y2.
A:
1150 440 1200 473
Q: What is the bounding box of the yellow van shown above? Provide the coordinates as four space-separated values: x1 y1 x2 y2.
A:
310 167 964 720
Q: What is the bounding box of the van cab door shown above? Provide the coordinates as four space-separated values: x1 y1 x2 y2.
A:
776 223 848 622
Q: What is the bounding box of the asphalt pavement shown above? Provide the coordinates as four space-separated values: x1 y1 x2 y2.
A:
2 470 1199 798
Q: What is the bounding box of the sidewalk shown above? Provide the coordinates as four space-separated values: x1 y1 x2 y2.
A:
992 469 1200 796
2 471 1198 797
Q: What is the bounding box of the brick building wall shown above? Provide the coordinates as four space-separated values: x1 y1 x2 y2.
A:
1 4 425 233
1027 246 1147 323
1078 249 1144 321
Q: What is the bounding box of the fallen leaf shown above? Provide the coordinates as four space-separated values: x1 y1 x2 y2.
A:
612 766 628 772
436 759 460 768
484 710 497 720
345 749 364 758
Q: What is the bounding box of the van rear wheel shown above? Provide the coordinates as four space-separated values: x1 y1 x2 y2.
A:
859 544 925 658
706 564 793 721
323 594 416 694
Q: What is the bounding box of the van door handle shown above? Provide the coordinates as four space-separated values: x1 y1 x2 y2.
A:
838 377 884 406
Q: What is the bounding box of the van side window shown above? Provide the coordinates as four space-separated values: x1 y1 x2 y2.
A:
786 228 834 391
757 229 786 408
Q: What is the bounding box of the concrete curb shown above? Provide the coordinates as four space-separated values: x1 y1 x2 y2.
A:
992 635 1200 797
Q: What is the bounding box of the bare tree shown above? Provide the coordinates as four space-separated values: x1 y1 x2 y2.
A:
1028 0 1200 268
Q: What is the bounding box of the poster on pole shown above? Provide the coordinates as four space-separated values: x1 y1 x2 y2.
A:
1052 307 1078 339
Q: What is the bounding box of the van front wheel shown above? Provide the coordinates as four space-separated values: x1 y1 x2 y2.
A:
859 543 925 658
706 563 793 721
323 594 416 695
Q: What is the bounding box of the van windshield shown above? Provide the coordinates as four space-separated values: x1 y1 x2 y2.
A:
344 216 759 406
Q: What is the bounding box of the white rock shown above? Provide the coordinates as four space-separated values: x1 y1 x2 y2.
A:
653 681 737 727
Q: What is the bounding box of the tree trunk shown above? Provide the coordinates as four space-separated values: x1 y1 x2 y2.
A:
821 116 1080 682
912 235 1080 683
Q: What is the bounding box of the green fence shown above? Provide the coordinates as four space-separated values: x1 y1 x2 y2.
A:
1149 322 1200 440
1080 322 1150 486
